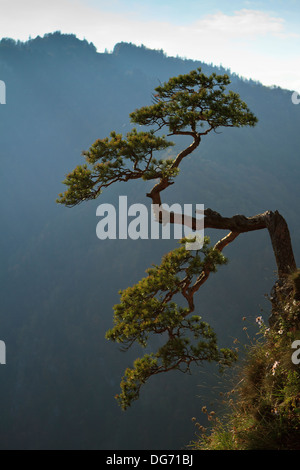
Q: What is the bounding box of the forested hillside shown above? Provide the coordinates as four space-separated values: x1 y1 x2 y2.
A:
0 32 299 450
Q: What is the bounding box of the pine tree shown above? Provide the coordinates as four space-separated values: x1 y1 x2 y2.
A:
57 68 297 409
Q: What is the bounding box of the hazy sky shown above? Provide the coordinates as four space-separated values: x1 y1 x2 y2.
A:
0 0 299 92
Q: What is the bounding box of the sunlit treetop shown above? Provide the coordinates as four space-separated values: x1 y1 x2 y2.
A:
130 68 258 135
57 68 257 208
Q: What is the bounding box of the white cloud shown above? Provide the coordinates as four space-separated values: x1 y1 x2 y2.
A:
193 9 285 37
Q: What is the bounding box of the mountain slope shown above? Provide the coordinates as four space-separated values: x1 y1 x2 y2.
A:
0 32 299 450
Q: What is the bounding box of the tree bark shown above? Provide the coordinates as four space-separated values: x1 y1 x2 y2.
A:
146 134 297 319
264 210 297 277
203 208 297 277
149 202 297 279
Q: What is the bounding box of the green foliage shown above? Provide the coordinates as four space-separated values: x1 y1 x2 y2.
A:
56 129 174 206
291 269 300 301
130 68 258 134
57 68 257 207
106 238 237 409
191 294 300 450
